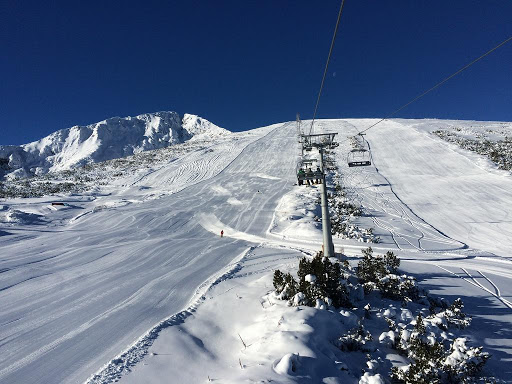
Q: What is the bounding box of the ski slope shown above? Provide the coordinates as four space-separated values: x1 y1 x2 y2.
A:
1 118 512 383
0 122 296 383
357 119 512 258
119 118 512 383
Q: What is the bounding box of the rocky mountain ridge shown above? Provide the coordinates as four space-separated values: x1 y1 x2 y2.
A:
0 111 229 179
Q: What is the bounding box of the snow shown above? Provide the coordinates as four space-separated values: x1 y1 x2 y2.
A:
359 372 385 384
355 118 512 257
305 274 316 283
1 117 512 383
0 111 229 179
273 353 300 375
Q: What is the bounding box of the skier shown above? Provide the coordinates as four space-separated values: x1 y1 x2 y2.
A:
297 168 305 186
307 168 313 185
220 230 224 238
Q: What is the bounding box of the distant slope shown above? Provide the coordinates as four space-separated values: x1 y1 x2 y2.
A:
0 112 229 179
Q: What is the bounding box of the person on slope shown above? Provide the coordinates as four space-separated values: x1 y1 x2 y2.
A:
220 230 224 238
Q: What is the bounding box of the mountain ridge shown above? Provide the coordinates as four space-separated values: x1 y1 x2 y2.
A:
0 111 229 179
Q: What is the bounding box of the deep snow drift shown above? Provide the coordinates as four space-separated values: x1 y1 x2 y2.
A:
0 111 228 179
1 117 512 383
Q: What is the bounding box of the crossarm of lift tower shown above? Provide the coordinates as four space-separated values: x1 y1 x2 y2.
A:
300 133 339 150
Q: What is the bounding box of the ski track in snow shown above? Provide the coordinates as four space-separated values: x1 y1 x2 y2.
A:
1 118 512 383
436 265 512 310
334 124 466 253
86 246 256 384
0 122 297 384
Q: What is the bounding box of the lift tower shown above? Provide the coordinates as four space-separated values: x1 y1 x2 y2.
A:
301 132 338 257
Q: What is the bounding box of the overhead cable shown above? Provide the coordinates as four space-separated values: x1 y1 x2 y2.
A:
357 35 512 136
309 0 346 136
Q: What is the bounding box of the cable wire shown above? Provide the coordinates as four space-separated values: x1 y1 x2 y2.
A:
309 0 346 136
356 35 512 137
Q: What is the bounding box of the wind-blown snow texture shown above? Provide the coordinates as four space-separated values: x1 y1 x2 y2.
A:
0 111 228 179
1 117 512 383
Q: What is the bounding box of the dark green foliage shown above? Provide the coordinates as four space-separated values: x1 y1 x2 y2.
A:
273 270 299 300
392 314 445 384
391 313 488 384
443 339 490 382
0 179 79 198
357 247 386 282
391 364 441 384
384 250 400 273
357 247 399 281
336 324 374 352
356 247 417 302
0 158 9 170
379 274 419 302
409 315 444 363
433 130 512 172
273 251 351 308
297 252 351 308
273 270 285 293
444 298 471 329
328 177 378 242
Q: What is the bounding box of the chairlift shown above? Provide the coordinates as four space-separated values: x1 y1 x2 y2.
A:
347 148 371 167
296 160 323 185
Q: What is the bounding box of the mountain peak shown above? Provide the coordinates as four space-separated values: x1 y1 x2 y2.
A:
0 111 229 179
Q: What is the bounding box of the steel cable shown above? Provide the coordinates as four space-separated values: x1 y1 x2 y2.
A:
354 35 512 138
309 0 346 136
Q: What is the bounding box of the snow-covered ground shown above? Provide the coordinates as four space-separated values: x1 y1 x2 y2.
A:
1 118 512 383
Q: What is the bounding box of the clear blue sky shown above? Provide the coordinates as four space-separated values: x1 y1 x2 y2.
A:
1 0 511 145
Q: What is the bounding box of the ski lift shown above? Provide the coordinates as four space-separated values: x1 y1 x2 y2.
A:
347 148 371 167
296 160 323 185
347 133 372 167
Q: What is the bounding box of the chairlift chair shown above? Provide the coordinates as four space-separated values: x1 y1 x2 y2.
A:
296 161 323 185
347 148 371 167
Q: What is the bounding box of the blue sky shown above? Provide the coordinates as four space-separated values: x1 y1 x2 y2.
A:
1 0 511 145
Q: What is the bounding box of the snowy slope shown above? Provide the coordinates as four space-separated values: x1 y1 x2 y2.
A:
1 118 512 383
354 118 512 258
0 122 292 384
0 111 229 179
116 118 512 384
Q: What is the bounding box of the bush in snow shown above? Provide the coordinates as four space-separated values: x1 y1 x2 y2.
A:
378 274 419 303
392 313 446 383
390 312 489 384
443 338 490 382
273 251 353 308
356 247 419 303
357 247 398 281
273 270 299 300
297 251 352 308
336 324 374 352
0 179 80 198
438 298 471 330
273 248 489 382
433 130 512 172
327 166 379 243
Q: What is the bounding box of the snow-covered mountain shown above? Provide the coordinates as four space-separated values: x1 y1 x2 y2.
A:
2 118 512 384
0 111 229 179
